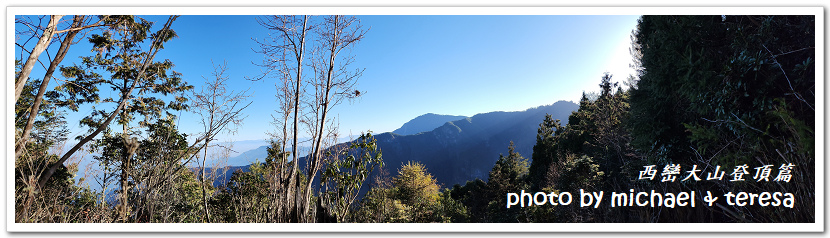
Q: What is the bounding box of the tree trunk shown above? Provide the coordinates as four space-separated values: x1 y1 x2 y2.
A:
119 145 130 222
15 16 83 158
201 138 212 222
15 15 63 104
302 15 341 220
285 15 308 223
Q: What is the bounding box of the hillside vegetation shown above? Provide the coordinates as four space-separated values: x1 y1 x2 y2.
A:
14 15 814 223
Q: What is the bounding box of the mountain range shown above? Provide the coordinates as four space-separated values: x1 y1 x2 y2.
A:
210 100 578 189
370 100 578 187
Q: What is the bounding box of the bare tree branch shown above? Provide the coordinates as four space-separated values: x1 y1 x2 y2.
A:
15 15 63 104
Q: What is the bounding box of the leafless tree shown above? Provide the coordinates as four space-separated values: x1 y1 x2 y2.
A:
252 14 368 223
300 15 367 220
190 61 252 222
264 65 296 221
253 15 311 222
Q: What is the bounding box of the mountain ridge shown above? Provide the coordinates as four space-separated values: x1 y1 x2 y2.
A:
210 100 579 190
368 100 578 187
392 113 468 136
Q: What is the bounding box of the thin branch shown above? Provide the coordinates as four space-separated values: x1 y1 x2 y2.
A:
762 44 814 111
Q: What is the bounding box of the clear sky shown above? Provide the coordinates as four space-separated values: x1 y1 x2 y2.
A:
17 14 641 144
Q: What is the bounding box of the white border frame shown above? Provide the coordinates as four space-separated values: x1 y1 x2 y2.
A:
6 6 824 232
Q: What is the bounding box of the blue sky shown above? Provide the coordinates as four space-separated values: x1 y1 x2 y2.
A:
17 14 641 144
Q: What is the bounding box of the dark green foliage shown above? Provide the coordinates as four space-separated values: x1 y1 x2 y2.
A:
15 79 68 147
447 179 489 222
489 142 529 195
264 139 290 166
437 189 469 222
631 15 814 161
209 159 289 223
629 15 814 222
443 143 534 223
57 15 190 135
486 142 530 222
134 118 189 162
522 73 639 222
527 114 566 190
543 154 605 223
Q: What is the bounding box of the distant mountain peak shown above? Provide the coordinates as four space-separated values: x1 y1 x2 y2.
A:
392 113 467 136
376 100 579 187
